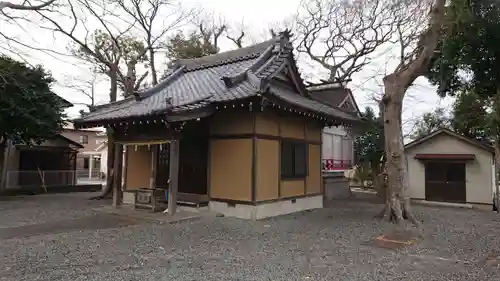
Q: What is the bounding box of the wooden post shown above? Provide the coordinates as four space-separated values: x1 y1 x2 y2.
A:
122 146 128 190
0 139 12 190
167 140 180 215
112 143 124 208
150 144 158 189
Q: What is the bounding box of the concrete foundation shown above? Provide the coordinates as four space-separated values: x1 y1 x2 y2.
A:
324 173 351 201
412 199 494 211
123 191 135 204
209 195 323 220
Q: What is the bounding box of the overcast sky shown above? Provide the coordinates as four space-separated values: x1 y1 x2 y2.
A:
3 0 454 133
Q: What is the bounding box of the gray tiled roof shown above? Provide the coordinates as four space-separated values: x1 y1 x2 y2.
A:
306 82 361 114
75 33 360 126
308 86 349 108
79 59 259 122
268 83 359 122
174 38 278 71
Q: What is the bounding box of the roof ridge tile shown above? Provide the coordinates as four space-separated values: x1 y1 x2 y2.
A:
220 44 275 88
139 65 186 99
183 53 262 71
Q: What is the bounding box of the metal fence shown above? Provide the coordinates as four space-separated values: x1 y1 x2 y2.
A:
5 170 76 188
322 159 353 171
76 169 103 180
5 170 105 188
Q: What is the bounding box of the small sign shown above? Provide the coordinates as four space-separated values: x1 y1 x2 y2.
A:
137 192 152 204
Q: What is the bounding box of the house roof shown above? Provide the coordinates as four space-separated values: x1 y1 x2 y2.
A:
55 134 84 149
306 82 361 114
74 31 360 128
404 128 494 154
16 134 84 149
63 121 103 132
56 95 73 109
95 141 107 152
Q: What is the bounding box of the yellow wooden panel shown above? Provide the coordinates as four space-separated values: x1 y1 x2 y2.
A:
255 112 279 136
280 180 305 198
125 146 152 190
209 111 254 135
306 122 322 142
256 139 279 201
280 116 305 139
306 144 321 194
210 139 252 201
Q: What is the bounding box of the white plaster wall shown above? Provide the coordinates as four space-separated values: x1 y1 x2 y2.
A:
406 134 494 204
322 125 353 164
100 149 108 174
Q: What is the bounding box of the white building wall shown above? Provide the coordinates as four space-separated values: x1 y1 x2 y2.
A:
100 149 108 175
406 134 494 205
322 125 354 170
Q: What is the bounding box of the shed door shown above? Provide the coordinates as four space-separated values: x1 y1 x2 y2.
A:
425 162 466 203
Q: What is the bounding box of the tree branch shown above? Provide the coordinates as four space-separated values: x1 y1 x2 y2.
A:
295 0 415 83
0 0 55 11
198 14 227 51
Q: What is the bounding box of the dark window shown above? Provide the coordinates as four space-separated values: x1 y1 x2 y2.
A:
281 141 307 179
83 157 90 169
93 156 101 170
79 135 88 144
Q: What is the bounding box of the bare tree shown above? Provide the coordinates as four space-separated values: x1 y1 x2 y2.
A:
355 61 428 139
35 0 138 203
197 14 227 52
380 0 446 228
34 0 193 203
36 0 137 101
115 0 195 85
0 0 65 58
226 21 247 48
0 0 55 11
63 70 102 111
295 0 411 83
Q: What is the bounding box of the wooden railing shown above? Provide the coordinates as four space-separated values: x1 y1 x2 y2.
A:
322 159 353 171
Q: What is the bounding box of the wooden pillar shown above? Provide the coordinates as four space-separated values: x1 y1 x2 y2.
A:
72 152 77 185
122 147 128 190
112 143 124 208
0 139 11 190
89 155 93 179
150 144 158 189
167 140 180 215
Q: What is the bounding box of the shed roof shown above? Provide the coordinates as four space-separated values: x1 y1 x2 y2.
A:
15 134 84 149
74 31 359 128
55 134 84 149
404 128 494 154
306 82 360 114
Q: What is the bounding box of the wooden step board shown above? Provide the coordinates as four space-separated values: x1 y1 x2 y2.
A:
175 193 209 208
133 189 209 211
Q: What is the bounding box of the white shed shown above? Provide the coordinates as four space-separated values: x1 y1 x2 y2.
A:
405 129 495 207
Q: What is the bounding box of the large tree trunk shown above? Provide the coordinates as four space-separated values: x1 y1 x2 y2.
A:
376 0 446 229
0 137 7 190
379 77 420 228
123 60 136 98
91 67 118 200
493 87 500 210
148 46 158 86
371 162 385 201
112 142 123 207
90 129 115 199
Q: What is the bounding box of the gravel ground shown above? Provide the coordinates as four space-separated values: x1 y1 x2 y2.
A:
0 193 106 228
1 193 500 281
